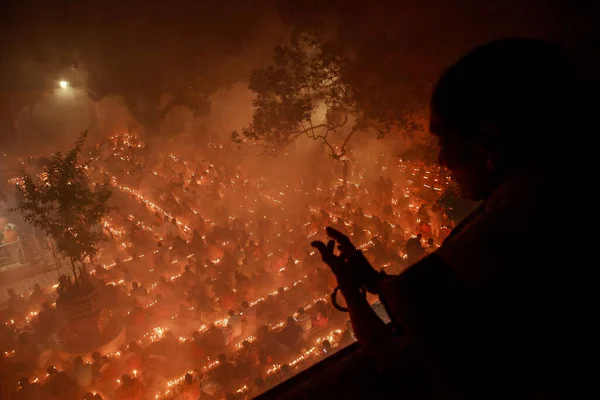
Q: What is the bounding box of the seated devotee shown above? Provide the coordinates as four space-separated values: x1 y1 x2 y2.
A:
227 309 242 339
15 377 43 400
203 325 226 359
296 307 313 339
180 372 201 400
311 39 598 398
43 365 84 400
213 353 236 391
70 356 93 388
114 374 144 400
240 300 256 333
180 264 195 287
28 283 46 306
278 316 303 351
36 302 58 338
404 233 424 263
130 281 149 307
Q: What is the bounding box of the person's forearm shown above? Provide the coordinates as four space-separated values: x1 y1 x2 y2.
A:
341 287 393 348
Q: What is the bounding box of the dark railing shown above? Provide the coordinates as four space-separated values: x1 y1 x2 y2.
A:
255 341 362 399
256 302 392 399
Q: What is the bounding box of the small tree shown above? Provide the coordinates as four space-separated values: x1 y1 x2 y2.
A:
14 131 112 276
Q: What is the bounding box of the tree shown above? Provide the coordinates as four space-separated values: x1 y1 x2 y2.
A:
13 131 112 276
233 33 421 159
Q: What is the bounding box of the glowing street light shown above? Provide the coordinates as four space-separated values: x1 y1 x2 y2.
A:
59 80 69 89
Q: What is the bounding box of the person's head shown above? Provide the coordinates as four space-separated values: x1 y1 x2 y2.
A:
322 340 332 352
228 309 235 317
73 356 83 367
281 364 290 373
46 365 57 375
184 264 191 272
41 302 50 310
241 301 249 309
430 39 581 200
184 372 193 384
218 353 226 363
427 238 434 246
91 351 102 362
131 281 139 289
286 316 296 325
416 233 422 240
120 374 132 385
18 377 30 389
17 332 29 345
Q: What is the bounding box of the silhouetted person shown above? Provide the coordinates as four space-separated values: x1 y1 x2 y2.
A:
313 39 597 398
405 233 424 263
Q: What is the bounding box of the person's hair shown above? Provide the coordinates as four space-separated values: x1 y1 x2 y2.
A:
228 309 235 317
432 38 581 164
218 353 226 363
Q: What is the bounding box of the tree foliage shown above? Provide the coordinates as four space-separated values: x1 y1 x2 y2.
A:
234 34 422 159
13 131 112 272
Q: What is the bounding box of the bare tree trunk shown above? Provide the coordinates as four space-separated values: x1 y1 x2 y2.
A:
70 258 77 282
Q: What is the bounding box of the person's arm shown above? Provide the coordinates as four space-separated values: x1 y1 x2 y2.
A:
341 286 395 349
